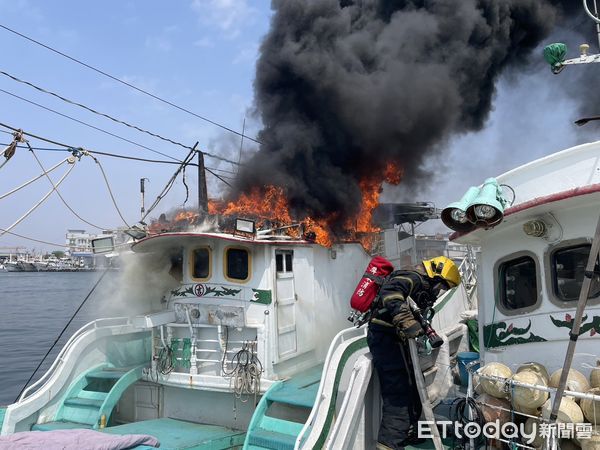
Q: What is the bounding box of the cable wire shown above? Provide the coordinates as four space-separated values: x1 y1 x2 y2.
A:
0 106 240 166
0 69 201 153
14 267 111 402
0 23 261 145
143 144 198 221
0 162 76 237
0 227 66 247
0 88 182 162
3 143 236 173
205 167 232 187
27 143 111 230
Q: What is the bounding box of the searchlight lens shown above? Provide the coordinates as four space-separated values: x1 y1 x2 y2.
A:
450 209 467 223
474 204 496 219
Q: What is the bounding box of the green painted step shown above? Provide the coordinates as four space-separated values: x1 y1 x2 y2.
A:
33 364 144 431
87 368 129 380
63 396 105 408
247 428 297 449
31 420 92 431
266 366 322 408
244 366 323 450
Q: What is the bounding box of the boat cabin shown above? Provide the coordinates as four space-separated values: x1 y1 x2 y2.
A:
455 141 600 375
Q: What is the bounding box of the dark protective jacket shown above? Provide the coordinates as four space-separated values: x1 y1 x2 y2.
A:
368 269 432 447
370 269 435 330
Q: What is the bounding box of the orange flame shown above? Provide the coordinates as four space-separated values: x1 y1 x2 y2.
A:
174 211 199 223
149 161 403 251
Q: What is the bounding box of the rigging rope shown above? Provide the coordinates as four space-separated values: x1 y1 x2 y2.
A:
0 157 68 200
90 155 131 228
0 129 24 170
0 161 76 237
27 144 111 230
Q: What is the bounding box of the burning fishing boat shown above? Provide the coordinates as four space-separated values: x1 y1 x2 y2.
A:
4 1 600 449
0 190 473 449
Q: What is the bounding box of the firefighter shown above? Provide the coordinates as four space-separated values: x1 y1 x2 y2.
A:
368 256 461 450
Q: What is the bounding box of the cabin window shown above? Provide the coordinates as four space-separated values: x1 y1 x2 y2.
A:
276 251 293 273
225 247 250 282
498 255 538 311
552 244 600 302
191 247 211 280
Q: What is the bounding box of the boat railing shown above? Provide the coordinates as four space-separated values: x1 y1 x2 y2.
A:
475 370 600 404
18 317 131 402
324 354 373 448
295 326 367 449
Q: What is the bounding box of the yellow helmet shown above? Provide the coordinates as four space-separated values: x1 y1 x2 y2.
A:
422 256 461 287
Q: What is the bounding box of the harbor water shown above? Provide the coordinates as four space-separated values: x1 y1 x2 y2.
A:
0 271 121 405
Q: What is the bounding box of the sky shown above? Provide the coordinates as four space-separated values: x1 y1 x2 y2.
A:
0 1 597 252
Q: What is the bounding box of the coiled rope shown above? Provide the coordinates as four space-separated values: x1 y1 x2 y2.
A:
220 329 263 403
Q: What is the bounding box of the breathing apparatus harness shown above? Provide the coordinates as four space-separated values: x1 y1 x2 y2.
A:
365 271 444 351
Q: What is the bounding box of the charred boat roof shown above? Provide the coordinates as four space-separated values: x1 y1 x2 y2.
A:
131 231 315 253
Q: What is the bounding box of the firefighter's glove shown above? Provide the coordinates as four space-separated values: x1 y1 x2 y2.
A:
392 310 423 339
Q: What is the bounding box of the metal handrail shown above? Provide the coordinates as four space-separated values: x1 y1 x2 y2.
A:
18 317 130 402
295 326 367 449
326 356 372 448
474 370 600 403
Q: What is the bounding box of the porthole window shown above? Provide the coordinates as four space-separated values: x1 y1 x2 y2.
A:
552 244 600 302
225 247 250 282
498 255 538 311
191 247 210 280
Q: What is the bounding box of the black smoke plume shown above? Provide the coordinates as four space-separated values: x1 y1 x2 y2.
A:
231 0 593 228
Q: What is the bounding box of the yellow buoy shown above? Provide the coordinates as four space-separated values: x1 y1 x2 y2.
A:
517 362 550 385
511 370 549 410
480 362 512 399
591 362 600 389
581 388 600 425
549 369 590 397
541 397 584 424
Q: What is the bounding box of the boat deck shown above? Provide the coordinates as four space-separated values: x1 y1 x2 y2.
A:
104 418 245 450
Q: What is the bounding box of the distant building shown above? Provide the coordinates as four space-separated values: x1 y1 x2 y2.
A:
65 229 96 255
65 229 113 267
